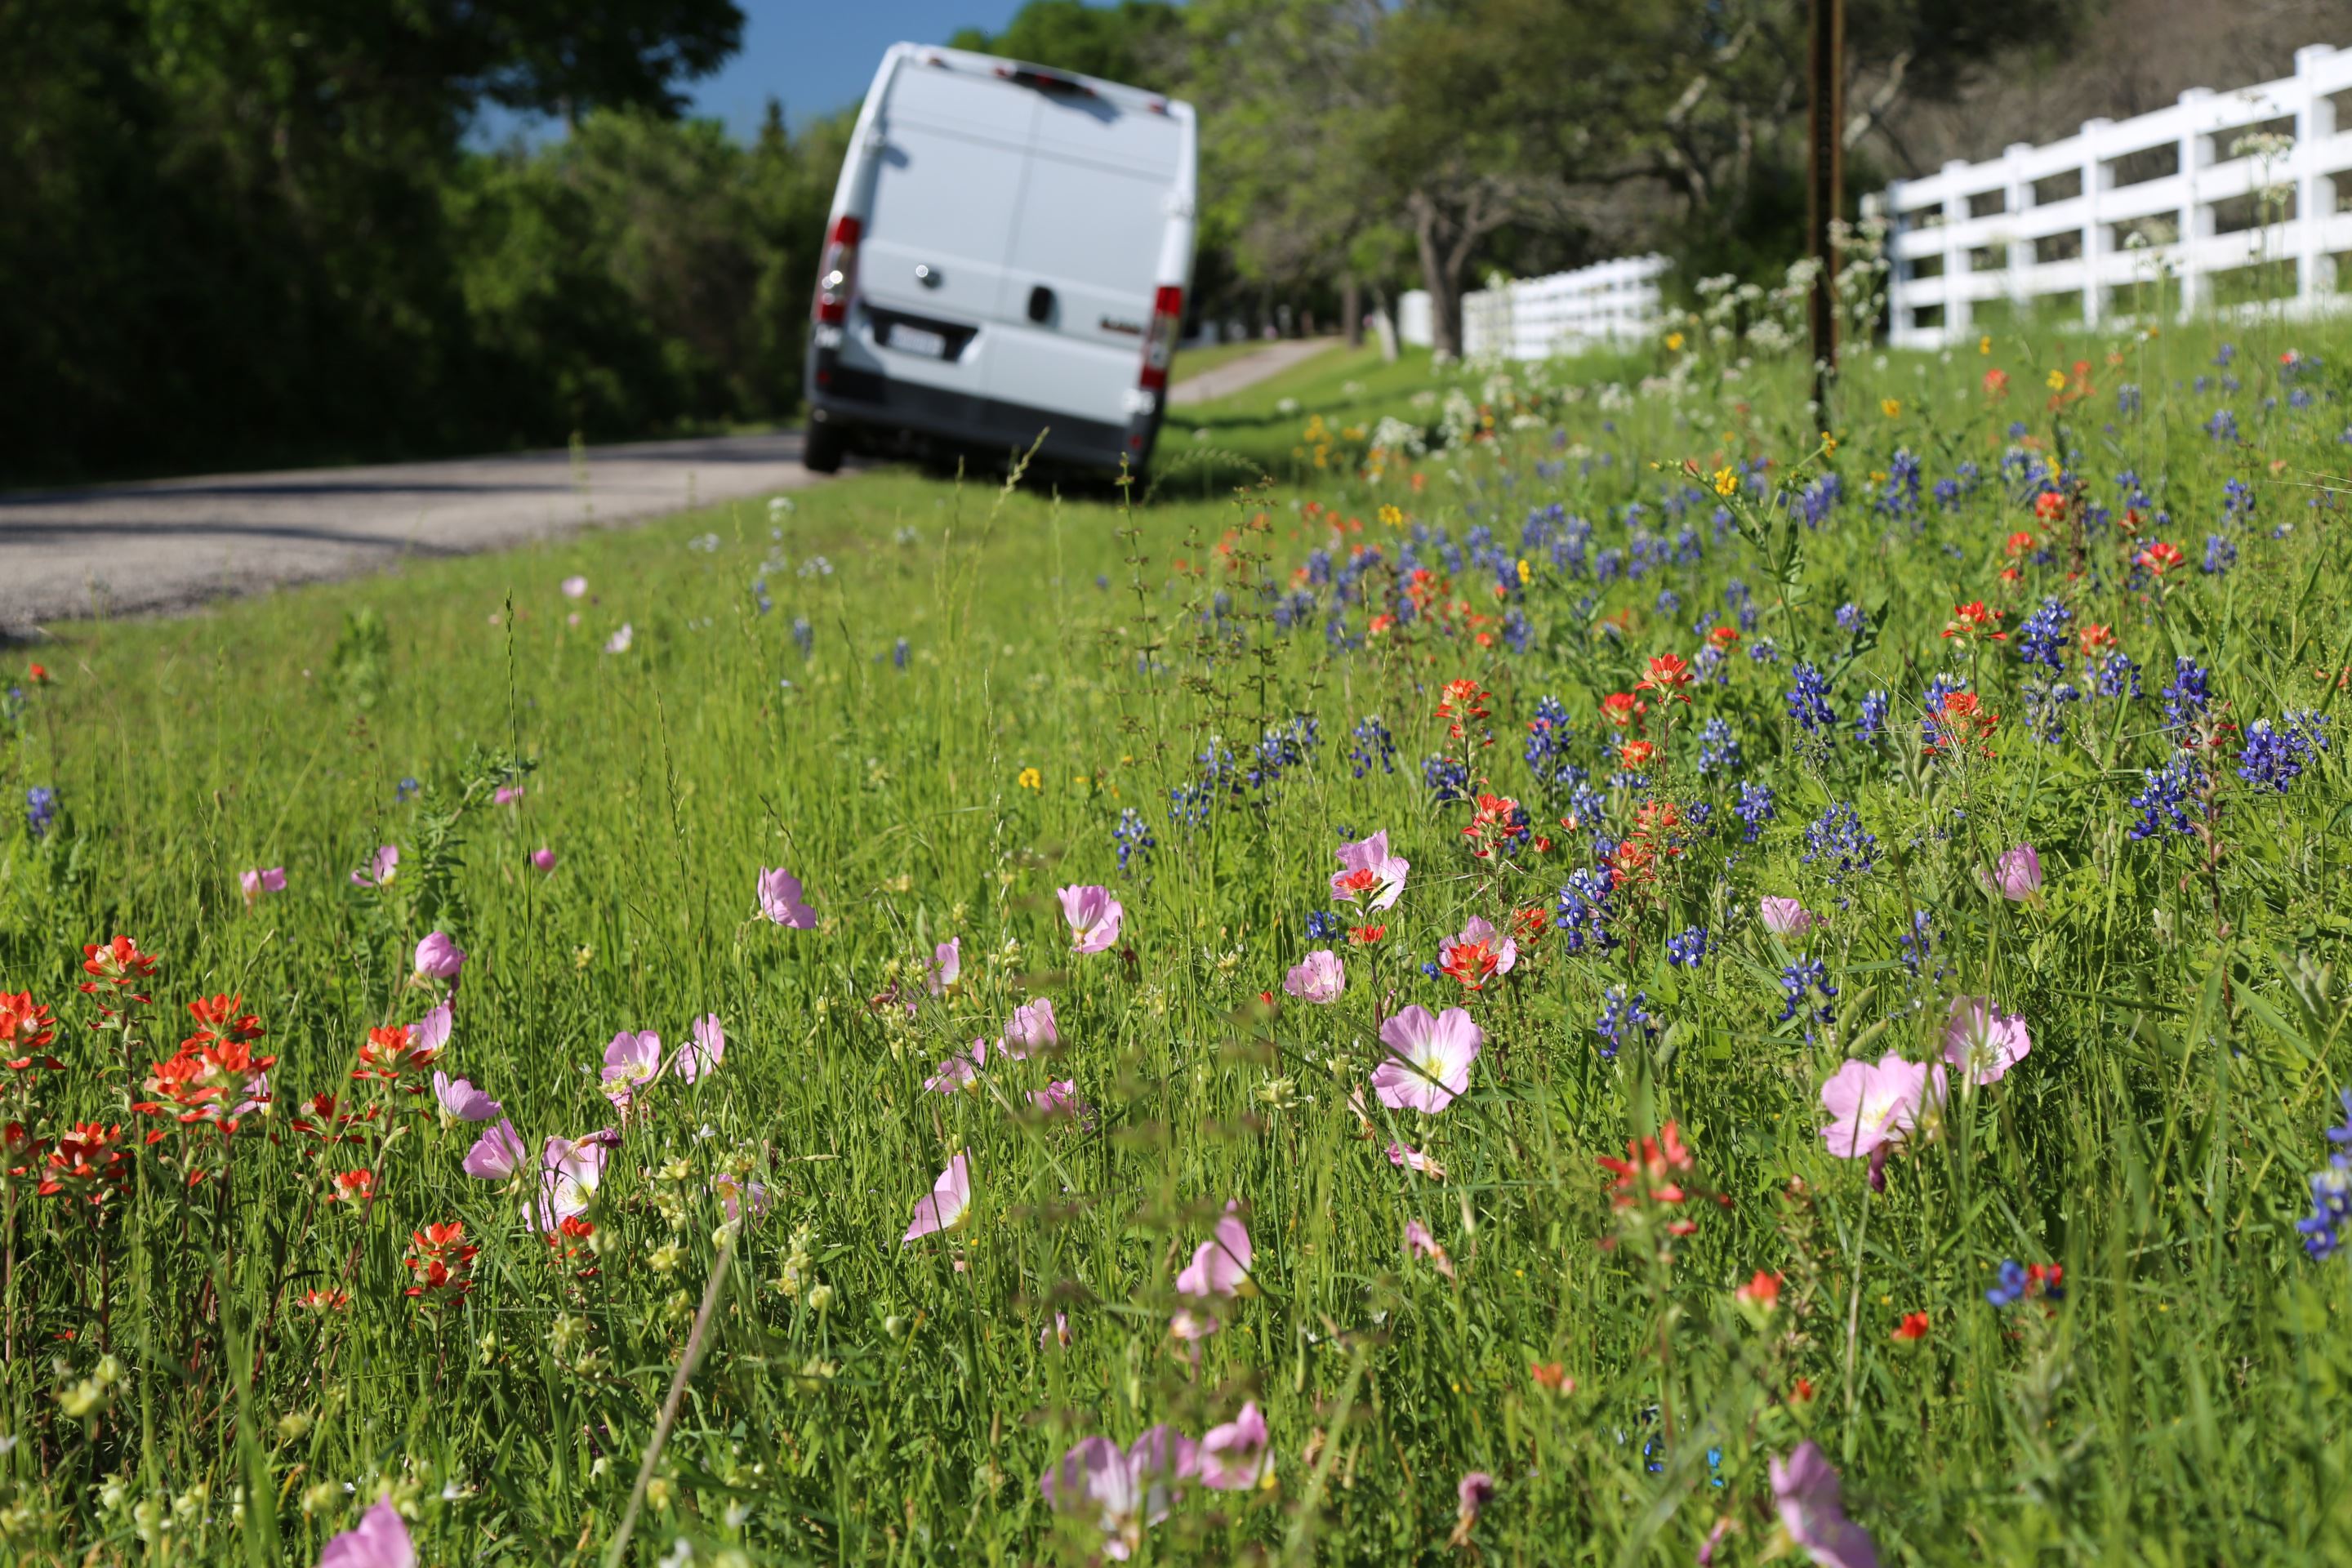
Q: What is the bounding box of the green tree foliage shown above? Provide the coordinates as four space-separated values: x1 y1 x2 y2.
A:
0 0 854 484
947 0 1187 88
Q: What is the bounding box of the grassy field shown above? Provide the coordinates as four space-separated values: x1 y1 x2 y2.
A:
5 315 2352 1566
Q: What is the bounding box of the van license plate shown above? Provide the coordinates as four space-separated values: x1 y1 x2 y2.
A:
891 326 947 358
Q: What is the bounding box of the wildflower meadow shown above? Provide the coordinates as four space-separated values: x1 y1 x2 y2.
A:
5 315 2352 1565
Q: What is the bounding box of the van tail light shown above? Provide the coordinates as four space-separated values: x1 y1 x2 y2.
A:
1138 285 1183 392
813 215 862 326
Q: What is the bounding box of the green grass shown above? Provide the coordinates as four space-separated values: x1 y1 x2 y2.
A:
5 314 2352 1565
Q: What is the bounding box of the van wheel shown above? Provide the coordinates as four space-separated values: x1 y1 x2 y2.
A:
802 421 847 474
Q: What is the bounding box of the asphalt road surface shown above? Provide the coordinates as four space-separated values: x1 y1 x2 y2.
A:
0 430 829 638
0 344 1327 639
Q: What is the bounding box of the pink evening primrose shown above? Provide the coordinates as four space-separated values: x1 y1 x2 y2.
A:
533 1134 607 1228
1000 996 1059 1059
1282 949 1346 1004
677 1013 725 1084
1450 1471 1497 1545
432 1071 501 1124
1940 996 2031 1086
1818 1051 1945 1160
604 623 633 654
412 932 466 984
1040 1427 1199 1562
902 1152 973 1242
1175 1200 1255 1298
1200 1401 1273 1491
493 784 524 807
238 866 287 906
923 1039 989 1094
1759 896 1817 937
600 1030 663 1108
925 937 961 996
318 1498 416 1568
462 1118 525 1180
758 866 817 928
1984 843 2042 902
1330 830 1410 910
1031 1079 1092 1125
1058 884 1125 954
1404 1218 1457 1280
530 846 557 873
560 575 589 599
1771 1441 1879 1568
350 844 399 888
1371 1004 1482 1114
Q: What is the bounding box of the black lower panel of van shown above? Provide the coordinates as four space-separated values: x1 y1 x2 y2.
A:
813 371 1152 474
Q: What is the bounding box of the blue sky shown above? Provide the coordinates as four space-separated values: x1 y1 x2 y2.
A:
693 0 1038 135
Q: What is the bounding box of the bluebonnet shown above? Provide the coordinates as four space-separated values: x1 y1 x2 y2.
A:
1898 909 1940 980
2094 653 2141 699
1665 927 1708 968
1984 1261 2031 1307
1735 782 1775 842
1423 754 1472 804
1304 909 1344 941
1553 867 1615 953
791 617 814 657
1501 608 1533 654
1112 808 1156 873
1931 477 1963 510
1836 602 1867 634
892 638 911 669
1595 986 1655 1059
1802 802 1877 886
1777 958 1838 1027
2205 409 2238 442
1855 690 1891 745
1921 675 1969 747
1876 450 1921 518
1655 588 1682 617
396 777 421 803
1695 717 1743 776
2015 599 2070 672
2237 712 2328 792
25 786 56 839
1349 716 1397 777
1246 718 1321 788
1798 473 1842 528
2296 1089 2352 1259
2127 754 2201 840
1747 638 1780 665
1785 663 1836 735
2223 478 2256 521
2021 677 2081 743
2202 534 2237 574
2160 657 2212 729
1725 579 1758 634
2118 384 2142 416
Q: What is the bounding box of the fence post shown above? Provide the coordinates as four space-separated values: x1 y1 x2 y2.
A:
2178 87 2215 321
1940 160 1970 341
2297 44 2339 310
2081 120 2112 327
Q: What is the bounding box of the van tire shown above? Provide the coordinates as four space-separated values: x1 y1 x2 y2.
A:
803 421 847 474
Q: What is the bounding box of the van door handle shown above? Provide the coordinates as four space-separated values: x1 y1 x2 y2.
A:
1027 285 1055 323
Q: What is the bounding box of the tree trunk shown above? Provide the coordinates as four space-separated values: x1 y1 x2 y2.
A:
1342 272 1363 347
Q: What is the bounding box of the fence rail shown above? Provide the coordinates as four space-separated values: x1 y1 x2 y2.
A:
1399 256 1670 359
1874 41 2352 349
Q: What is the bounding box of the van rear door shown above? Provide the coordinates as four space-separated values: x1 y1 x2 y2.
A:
987 97 1187 431
855 68 1029 397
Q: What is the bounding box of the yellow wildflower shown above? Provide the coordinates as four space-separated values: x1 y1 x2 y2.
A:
1017 767 1041 791
1880 398 1900 419
1711 466 1739 498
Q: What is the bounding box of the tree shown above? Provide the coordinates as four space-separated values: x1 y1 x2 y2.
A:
947 0 1187 87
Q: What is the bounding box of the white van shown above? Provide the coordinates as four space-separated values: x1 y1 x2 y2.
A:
802 43 1197 478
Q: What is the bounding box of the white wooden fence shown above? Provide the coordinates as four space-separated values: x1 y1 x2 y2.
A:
1877 42 2352 349
1398 255 1670 359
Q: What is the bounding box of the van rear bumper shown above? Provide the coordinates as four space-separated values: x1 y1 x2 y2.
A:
810 362 1159 474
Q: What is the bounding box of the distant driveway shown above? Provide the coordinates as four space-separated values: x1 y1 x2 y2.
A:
0 430 832 637
1168 337 1339 405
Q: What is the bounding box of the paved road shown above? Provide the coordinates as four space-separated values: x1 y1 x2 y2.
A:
0 430 830 637
0 336 1335 639
1168 337 1339 405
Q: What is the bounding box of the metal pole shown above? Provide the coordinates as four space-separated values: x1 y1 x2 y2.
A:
1807 0 1845 423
